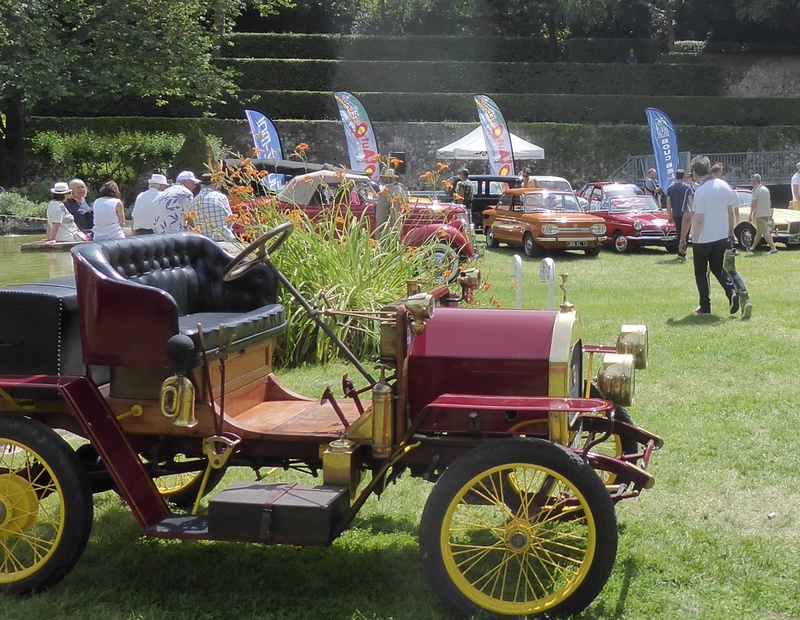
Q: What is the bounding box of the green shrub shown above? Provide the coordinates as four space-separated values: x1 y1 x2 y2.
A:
0 191 47 218
25 130 226 204
230 196 451 368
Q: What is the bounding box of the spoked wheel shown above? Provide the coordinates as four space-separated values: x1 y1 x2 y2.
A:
419 438 617 619
429 242 461 283
146 454 227 509
0 415 93 594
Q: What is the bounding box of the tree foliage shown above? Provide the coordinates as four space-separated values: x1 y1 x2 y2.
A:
0 0 292 188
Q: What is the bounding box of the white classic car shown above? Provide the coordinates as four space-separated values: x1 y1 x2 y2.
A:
733 188 800 249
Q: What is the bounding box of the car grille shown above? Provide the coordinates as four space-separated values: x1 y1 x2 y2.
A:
640 230 674 238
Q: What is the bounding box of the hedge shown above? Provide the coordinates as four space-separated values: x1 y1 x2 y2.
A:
564 38 662 63
214 91 800 126
225 33 554 62
217 59 725 97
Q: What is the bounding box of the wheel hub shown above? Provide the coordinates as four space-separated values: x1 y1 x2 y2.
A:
505 523 531 552
0 473 40 535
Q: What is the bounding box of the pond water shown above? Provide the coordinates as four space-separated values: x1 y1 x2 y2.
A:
0 234 75 287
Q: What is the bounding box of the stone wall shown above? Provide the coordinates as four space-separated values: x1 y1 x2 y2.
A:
723 56 800 98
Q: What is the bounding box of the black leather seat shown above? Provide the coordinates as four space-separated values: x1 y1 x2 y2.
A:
72 233 286 369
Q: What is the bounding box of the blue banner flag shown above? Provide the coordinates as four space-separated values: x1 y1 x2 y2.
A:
645 108 679 192
334 92 380 181
244 109 285 190
474 94 515 177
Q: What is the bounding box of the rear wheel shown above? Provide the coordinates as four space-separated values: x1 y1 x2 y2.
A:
0 415 93 594
523 233 540 257
147 455 227 509
485 226 499 248
419 438 618 619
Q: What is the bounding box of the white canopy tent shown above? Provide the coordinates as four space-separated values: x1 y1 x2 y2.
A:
436 127 545 160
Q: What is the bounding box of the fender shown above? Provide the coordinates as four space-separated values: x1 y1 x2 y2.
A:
402 223 474 258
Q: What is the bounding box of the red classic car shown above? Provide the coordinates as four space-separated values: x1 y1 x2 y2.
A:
261 170 475 276
483 188 607 257
580 183 677 253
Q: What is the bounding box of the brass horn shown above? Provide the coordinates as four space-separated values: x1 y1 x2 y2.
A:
160 335 198 428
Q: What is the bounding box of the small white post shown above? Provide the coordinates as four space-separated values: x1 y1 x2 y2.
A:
539 258 556 309
510 255 523 308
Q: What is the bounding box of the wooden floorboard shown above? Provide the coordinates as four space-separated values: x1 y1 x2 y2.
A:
231 399 361 436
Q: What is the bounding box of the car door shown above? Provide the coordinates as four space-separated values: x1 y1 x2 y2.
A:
490 193 515 242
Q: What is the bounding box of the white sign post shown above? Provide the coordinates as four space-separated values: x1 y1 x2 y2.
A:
510 255 523 309
539 258 556 309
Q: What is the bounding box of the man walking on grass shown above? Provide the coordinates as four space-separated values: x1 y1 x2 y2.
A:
686 156 738 316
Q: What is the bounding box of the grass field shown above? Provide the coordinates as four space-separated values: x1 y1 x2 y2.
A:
3 240 800 619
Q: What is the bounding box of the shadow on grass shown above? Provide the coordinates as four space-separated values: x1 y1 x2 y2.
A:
53 499 442 620
580 556 638 619
665 313 724 326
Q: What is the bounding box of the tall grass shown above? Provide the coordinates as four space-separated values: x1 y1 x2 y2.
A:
2 244 800 619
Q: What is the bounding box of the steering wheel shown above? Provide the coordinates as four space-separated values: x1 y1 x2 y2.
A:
222 221 294 281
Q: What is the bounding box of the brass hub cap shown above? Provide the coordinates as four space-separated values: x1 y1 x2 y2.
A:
0 473 40 535
505 523 532 552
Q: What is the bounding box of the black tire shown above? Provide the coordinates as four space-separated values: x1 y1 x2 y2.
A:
736 223 756 250
0 415 93 594
419 438 618 619
523 232 540 257
485 226 499 248
612 231 629 253
665 241 679 254
584 244 602 257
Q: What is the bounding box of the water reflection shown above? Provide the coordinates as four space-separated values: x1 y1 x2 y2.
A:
0 235 75 286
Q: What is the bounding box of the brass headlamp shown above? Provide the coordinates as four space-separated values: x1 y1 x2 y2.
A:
596 352 635 406
616 324 648 370
406 292 435 334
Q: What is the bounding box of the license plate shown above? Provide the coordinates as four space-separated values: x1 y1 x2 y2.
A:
566 240 588 247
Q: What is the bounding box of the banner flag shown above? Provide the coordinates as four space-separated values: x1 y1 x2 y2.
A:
474 94 515 176
645 107 679 192
245 109 285 190
334 91 380 180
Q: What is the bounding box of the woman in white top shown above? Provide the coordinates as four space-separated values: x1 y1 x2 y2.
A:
92 180 126 241
46 182 87 242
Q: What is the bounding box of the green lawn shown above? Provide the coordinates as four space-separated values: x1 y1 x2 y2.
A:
3 241 800 619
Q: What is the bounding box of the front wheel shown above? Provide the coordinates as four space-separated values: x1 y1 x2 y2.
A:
523 233 540 257
736 223 756 250
419 438 618 619
429 242 461 283
612 231 629 253
485 226 499 248
585 244 601 257
0 415 93 594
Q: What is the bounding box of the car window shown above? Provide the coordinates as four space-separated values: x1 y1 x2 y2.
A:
497 193 513 210
535 179 571 192
489 181 506 195
605 185 641 199
608 195 659 213
736 191 751 207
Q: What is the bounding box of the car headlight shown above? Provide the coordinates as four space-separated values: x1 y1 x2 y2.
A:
633 220 643 231
590 223 606 235
541 224 559 235
597 353 635 406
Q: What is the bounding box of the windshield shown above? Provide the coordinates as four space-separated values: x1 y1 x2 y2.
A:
607 195 660 213
604 184 642 199
523 193 581 213
535 179 572 192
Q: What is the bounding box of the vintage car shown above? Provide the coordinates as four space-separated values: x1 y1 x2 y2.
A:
578 181 645 205
585 190 678 253
251 169 475 279
483 188 607 257
732 187 800 249
0 228 661 618
460 174 520 232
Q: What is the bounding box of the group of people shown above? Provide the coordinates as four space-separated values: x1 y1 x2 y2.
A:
657 156 781 320
46 170 235 245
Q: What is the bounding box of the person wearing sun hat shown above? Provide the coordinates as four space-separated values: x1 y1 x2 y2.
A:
46 181 87 243
132 173 168 234
153 170 200 234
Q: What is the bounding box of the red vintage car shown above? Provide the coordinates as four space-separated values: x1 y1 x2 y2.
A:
579 183 677 253
0 229 660 618
243 169 475 279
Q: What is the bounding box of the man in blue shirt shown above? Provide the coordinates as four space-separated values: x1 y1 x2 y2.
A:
666 169 693 261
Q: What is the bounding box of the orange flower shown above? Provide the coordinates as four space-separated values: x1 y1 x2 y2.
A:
511 281 518 290
482 281 492 291
453 193 463 202
491 298 501 308
378 186 389 195
251 146 262 156
419 171 432 181
296 143 310 153
366 153 382 163
390 156 404 168
443 181 453 191
436 162 450 171
437 228 448 238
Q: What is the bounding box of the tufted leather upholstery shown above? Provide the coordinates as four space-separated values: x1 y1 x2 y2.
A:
73 233 286 368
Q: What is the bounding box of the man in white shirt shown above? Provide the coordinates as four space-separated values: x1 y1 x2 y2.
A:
747 173 777 253
153 171 200 234
131 173 168 234
688 156 737 315
791 161 800 209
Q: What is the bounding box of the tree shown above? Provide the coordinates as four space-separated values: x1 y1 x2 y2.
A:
0 0 291 189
